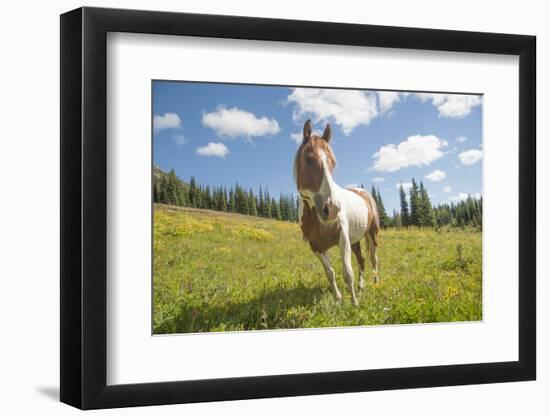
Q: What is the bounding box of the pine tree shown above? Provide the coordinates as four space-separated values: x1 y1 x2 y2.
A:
279 195 287 220
153 183 159 203
419 182 435 227
409 178 420 227
258 187 265 217
399 184 409 227
249 189 258 216
222 188 228 212
160 177 168 204
374 187 390 229
242 187 250 215
166 169 178 205
272 198 282 220
264 189 272 218
178 182 188 206
371 186 378 205
228 188 236 213
204 185 212 209
188 177 197 207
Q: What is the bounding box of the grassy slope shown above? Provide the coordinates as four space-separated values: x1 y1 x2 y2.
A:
153 204 482 334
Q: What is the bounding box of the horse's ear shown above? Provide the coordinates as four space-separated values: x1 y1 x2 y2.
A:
303 119 312 143
322 124 332 142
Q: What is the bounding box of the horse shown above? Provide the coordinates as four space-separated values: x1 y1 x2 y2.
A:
294 119 380 306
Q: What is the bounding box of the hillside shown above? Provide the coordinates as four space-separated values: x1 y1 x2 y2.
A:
153 204 482 334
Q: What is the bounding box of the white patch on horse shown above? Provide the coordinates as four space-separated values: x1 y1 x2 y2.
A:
318 150 369 243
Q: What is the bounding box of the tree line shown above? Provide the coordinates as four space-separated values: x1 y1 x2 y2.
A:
394 178 482 229
154 168 482 229
153 168 299 222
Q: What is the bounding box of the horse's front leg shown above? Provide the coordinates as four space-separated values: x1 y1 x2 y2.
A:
314 251 342 302
339 225 359 306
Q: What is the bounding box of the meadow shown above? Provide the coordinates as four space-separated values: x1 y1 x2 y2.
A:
153 204 482 334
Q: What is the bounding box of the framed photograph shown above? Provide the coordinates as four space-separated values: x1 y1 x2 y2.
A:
60 7 536 409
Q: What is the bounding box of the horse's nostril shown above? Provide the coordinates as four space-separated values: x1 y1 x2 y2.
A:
322 205 329 217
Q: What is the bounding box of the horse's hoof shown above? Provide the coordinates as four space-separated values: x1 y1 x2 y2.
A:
351 298 359 307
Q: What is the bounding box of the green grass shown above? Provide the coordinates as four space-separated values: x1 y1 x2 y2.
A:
153 204 482 334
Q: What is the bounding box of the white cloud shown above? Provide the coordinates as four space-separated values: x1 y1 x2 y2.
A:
396 182 413 192
153 112 182 132
372 177 385 183
416 93 482 118
450 192 482 202
287 88 378 135
201 106 280 139
372 134 448 172
458 149 483 165
456 136 468 143
196 142 229 158
425 169 446 182
172 134 188 145
378 91 401 114
443 186 452 193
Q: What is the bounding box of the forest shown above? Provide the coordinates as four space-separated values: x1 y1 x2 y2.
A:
153 167 482 229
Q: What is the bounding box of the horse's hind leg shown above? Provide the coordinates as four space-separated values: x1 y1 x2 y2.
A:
366 232 380 284
351 242 366 292
314 251 342 301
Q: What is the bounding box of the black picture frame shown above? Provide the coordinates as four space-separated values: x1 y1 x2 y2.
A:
60 6 536 410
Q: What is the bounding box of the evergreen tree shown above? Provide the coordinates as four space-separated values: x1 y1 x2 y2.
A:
409 178 420 227
166 170 178 205
399 184 409 227
204 185 212 209
373 187 390 229
228 188 236 213
279 195 287 220
249 189 258 216
272 198 282 220
160 177 168 204
188 177 197 207
242 187 250 215
222 188 228 212
153 183 159 203
258 187 265 217
419 182 435 227
371 186 378 205
264 189 272 218
178 182 188 206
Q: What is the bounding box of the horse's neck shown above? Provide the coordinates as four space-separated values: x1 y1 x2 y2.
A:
319 152 343 200
324 172 345 204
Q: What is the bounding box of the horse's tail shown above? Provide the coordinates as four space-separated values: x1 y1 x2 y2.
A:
367 193 380 246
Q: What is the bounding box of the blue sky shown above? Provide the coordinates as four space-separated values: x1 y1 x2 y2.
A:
153 81 482 213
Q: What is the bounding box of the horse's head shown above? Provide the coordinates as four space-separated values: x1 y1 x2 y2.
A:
294 120 340 223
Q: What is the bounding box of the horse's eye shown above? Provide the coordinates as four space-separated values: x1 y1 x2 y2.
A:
306 156 315 166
